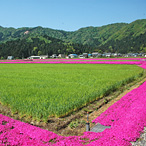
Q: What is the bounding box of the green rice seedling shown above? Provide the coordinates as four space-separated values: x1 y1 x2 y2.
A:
0 64 144 121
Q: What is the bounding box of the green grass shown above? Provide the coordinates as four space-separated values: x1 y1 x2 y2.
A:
0 64 144 121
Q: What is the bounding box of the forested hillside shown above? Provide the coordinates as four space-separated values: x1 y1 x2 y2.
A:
0 35 92 58
98 19 146 53
0 19 146 58
0 23 128 46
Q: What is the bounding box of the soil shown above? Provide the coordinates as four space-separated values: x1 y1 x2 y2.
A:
0 76 146 137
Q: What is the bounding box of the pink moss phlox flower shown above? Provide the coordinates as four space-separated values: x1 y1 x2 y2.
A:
139 62 146 69
0 61 146 145
92 81 146 143
0 61 141 65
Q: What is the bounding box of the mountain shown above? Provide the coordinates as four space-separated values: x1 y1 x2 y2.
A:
0 23 128 46
0 19 146 57
99 19 146 53
107 19 146 41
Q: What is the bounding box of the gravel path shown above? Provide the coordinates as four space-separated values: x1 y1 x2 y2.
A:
131 127 146 146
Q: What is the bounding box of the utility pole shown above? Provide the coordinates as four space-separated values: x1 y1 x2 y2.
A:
86 112 90 131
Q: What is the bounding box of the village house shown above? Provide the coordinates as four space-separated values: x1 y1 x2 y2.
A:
91 52 102 57
68 54 78 58
58 54 65 58
50 54 57 58
83 53 88 58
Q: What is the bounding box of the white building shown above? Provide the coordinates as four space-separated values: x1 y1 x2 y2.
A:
28 56 41 59
40 55 48 59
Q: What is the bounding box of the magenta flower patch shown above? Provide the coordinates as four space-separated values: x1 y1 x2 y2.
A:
0 58 146 145
0 81 146 145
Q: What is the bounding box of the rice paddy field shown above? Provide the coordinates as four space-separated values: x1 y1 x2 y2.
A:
0 63 144 122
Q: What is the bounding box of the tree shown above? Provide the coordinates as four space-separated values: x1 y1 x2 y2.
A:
0 56 4 60
38 50 42 56
143 47 146 53
98 50 103 54
32 47 38 55
66 45 75 55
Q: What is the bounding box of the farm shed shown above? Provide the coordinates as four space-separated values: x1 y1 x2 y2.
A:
7 56 14 60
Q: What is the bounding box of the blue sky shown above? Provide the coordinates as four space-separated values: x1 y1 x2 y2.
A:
0 0 146 31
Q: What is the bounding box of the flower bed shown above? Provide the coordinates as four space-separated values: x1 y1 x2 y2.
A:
0 58 146 62
1 57 146 66
1 80 146 145
92 81 146 145
0 60 142 65
139 62 146 69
